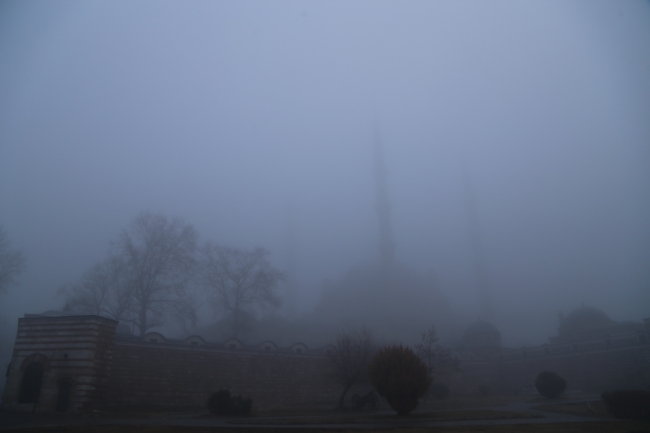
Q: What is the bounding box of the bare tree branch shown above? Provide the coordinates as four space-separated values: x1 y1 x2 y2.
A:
60 254 134 322
121 211 198 336
327 327 374 409
415 326 460 381
0 227 26 294
201 244 283 338
61 211 198 337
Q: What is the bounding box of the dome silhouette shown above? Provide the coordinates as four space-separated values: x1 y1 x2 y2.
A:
550 306 644 344
558 307 612 337
463 320 501 351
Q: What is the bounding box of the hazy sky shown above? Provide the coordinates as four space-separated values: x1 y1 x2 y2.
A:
1 1 649 345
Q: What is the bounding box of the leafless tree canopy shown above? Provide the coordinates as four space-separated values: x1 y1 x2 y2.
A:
327 327 374 408
121 211 198 336
60 254 133 321
202 244 283 337
61 211 198 336
415 326 460 380
0 227 26 294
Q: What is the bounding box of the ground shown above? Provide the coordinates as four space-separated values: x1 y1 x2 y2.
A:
1 394 648 433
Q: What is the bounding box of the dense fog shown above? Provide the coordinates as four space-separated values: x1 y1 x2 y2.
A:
1 0 649 369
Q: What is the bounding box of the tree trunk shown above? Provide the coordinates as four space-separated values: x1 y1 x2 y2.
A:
232 309 239 338
139 306 147 337
338 381 353 409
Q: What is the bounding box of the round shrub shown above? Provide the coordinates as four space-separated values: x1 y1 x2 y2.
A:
208 389 232 415
368 345 431 416
230 394 253 416
429 382 450 400
208 389 252 416
535 371 566 399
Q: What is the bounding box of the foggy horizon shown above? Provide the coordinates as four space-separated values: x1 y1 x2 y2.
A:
1 1 649 349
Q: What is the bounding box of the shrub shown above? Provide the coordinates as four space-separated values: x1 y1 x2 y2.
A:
208 389 232 415
429 382 450 400
368 345 431 416
208 389 252 416
602 390 650 420
230 394 253 416
535 371 566 399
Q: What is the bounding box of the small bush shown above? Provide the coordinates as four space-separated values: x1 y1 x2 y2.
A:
602 390 650 420
429 382 450 400
208 389 232 415
535 371 566 399
208 389 252 416
230 394 253 416
368 345 431 416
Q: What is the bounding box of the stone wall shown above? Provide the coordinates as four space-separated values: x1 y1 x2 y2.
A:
105 337 341 410
449 339 650 396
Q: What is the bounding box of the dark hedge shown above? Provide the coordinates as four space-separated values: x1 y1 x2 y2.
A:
208 389 252 416
535 371 566 399
602 390 650 420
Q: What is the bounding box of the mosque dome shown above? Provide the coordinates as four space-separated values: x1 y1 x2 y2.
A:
552 306 618 343
463 320 501 350
559 307 612 334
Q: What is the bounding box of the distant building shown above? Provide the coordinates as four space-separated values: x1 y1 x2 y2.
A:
549 306 645 344
462 320 501 354
451 308 650 396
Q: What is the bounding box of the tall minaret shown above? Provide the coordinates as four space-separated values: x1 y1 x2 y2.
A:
462 158 495 322
373 128 395 273
283 199 298 317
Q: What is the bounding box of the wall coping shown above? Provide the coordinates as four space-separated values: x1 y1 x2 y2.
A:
21 313 119 325
459 328 649 363
114 332 331 357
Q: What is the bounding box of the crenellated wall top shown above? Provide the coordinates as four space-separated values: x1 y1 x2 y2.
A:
115 330 332 356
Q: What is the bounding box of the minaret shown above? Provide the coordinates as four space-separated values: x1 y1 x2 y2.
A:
283 199 298 317
373 128 395 273
462 158 495 322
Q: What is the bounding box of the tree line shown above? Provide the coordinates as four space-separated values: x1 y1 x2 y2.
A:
59 211 283 337
0 226 26 296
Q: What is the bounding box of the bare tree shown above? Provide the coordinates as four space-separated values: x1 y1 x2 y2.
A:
327 327 374 409
120 211 198 336
59 212 198 335
60 254 134 321
0 227 26 294
202 244 283 338
415 326 460 380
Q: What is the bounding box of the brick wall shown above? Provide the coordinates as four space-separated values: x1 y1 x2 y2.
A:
105 339 341 410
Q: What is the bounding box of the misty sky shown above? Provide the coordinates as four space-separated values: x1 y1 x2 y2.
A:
1 1 649 345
